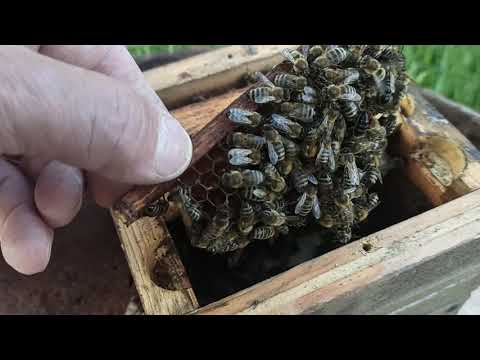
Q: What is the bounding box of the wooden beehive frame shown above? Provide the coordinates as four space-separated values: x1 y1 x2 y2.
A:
111 46 480 315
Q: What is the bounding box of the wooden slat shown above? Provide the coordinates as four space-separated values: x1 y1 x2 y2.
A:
113 87 249 225
395 86 480 206
193 189 480 315
144 45 297 109
111 213 198 315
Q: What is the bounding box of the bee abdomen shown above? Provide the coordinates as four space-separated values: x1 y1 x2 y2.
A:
250 226 276 240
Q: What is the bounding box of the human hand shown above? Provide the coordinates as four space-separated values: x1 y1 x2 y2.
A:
0 45 192 275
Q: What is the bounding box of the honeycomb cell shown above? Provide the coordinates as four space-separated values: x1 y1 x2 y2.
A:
209 146 226 164
213 159 228 177
178 168 198 186
200 172 219 190
191 184 208 202
193 156 214 175
207 189 227 208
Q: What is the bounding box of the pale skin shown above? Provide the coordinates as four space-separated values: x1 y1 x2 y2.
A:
0 45 192 275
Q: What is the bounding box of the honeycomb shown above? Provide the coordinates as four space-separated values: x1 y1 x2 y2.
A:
145 45 408 255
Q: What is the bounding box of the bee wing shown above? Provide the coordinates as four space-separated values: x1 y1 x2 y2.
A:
315 142 326 167
301 45 310 57
389 71 396 93
343 71 359 85
312 195 321 220
228 149 253 166
267 141 279 165
228 110 253 125
328 149 336 172
254 71 274 87
339 93 362 102
253 188 267 198
281 48 296 63
346 160 360 186
295 192 308 215
255 94 277 104
271 114 292 133
308 174 318 185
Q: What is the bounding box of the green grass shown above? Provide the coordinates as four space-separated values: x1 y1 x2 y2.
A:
128 45 480 112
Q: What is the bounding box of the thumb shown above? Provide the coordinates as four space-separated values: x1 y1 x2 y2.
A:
0 46 192 184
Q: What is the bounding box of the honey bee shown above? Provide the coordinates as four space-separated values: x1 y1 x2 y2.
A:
312 47 348 69
238 201 255 235
342 152 360 194
278 224 290 236
178 187 204 222
228 148 262 166
318 171 334 194
326 84 362 102
143 198 169 218
227 108 263 128
250 225 276 240
332 115 347 146
295 185 321 220
363 45 387 59
301 125 321 159
323 68 360 85
243 186 268 202
274 73 307 90
208 230 249 254
260 208 287 226
315 139 335 171
380 113 399 136
378 70 396 106
198 206 231 248
338 100 359 121
360 55 386 85
318 213 335 228
347 45 366 64
334 192 355 225
266 197 286 212
308 45 326 59
270 113 303 139
248 72 287 104
354 192 380 223
355 111 370 136
286 215 307 228
361 165 383 188
319 107 340 137
282 48 309 74
227 132 266 149
365 123 387 143
334 224 352 244
282 137 300 160
299 86 319 104
291 166 311 193
377 46 406 70
263 125 285 165
280 102 316 123
221 169 265 189
277 159 294 177
263 163 287 193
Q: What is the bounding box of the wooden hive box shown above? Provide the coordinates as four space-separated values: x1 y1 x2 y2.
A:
112 46 480 315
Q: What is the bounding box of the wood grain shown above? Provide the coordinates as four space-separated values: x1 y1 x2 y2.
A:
394 85 480 206
144 45 297 109
111 212 198 315
193 189 480 315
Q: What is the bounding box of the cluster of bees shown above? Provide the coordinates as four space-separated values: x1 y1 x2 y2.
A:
152 45 408 254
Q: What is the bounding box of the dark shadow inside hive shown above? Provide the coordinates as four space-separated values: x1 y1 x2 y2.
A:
166 141 434 306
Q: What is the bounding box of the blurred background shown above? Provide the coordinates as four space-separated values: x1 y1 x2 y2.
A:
128 45 480 112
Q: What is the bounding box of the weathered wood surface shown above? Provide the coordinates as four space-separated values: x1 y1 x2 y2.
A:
144 45 297 109
113 87 250 225
420 88 480 148
193 189 480 315
395 86 480 206
111 213 198 315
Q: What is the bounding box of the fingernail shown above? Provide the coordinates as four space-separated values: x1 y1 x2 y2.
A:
155 114 192 182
